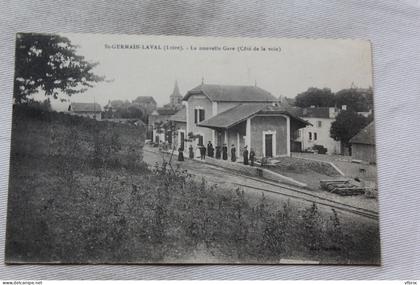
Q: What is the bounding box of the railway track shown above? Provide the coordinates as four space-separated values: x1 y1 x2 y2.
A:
206 166 379 221
234 181 378 220
228 171 379 220
144 148 379 221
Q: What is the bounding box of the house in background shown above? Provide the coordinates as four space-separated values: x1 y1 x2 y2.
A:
184 83 309 158
148 108 178 143
294 106 343 155
349 121 376 164
168 106 187 150
68 102 102 120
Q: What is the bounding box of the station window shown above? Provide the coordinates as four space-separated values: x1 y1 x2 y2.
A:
194 108 205 123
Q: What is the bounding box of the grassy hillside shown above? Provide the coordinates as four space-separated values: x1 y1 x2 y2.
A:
6 105 146 263
5 105 380 264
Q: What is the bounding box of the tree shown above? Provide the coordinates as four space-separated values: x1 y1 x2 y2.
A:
330 110 371 154
125 104 146 119
14 33 104 103
103 100 147 120
335 87 372 112
295 87 335 108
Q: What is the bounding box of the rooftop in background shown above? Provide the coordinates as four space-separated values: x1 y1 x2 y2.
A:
169 106 186 122
70 102 102 112
184 84 277 102
350 121 376 145
291 106 344 119
301 107 331 118
150 107 178 116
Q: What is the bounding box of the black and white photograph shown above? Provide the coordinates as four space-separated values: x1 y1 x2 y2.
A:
5 33 380 265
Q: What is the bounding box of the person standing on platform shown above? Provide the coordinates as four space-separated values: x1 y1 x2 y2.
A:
249 148 255 166
215 145 221 159
189 144 194 159
243 146 249 165
207 141 214 158
200 144 206 160
231 144 236 162
178 147 184 161
222 143 228 160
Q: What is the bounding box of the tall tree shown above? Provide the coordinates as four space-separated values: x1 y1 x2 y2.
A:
330 110 372 154
14 33 104 104
335 87 372 112
295 87 335 108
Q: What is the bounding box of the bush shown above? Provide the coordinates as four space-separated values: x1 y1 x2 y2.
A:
313 144 328 154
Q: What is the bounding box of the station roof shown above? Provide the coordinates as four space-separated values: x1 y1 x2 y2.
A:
350 121 376 145
183 84 277 102
198 103 310 129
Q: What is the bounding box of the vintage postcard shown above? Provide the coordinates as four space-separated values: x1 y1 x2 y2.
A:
5 33 380 264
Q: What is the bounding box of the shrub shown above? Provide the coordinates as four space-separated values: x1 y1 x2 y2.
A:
301 202 324 253
313 145 328 154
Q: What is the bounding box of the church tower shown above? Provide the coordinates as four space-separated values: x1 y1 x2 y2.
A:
169 80 183 109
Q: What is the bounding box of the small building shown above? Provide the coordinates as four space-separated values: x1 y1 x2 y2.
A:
148 108 178 143
349 121 376 164
184 83 309 158
294 106 342 155
68 102 102 120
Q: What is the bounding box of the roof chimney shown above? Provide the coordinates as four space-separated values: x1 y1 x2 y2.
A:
342 105 347 111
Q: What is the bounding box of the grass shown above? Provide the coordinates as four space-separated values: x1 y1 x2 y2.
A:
5 105 381 264
265 156 342 190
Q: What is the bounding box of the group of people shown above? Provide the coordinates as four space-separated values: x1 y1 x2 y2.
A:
178 141 256 166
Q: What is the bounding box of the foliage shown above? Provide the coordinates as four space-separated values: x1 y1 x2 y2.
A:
14 33 104 103
313 144 328 154
91 127 122 176
261 206 288 257
302 203 323 253
103 100 148 121
294 87 373 112
295 88 335 108
335 88 373 112
24 99 52 112
327 209 345 252
330 110 372 149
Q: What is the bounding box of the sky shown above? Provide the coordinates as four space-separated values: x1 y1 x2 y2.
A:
36 34 373 111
